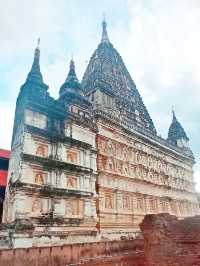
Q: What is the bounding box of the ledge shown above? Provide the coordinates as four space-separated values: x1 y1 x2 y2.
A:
22 153 93 173
98 169 195 196
35 216 84 226
94 109 194 162
10 180 93 197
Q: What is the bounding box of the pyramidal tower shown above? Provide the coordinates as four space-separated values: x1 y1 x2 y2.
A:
82 20 198 239
2 43 98 248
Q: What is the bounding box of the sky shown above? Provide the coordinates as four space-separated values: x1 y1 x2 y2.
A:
0 0 200 190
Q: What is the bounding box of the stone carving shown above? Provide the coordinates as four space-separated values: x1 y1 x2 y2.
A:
106 140 115 156
36 145 47 157
123 196 131 210
66 176 77 189
72 200 81 216
97 135 194 192
35 173 44 185
160 200 168 212
149 198 158 212
105 194 114 209
106 157 115 172
66 149 78 164
137 197 145 211
117 194 123 209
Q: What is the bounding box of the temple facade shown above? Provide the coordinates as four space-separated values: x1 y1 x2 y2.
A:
1 21 199 247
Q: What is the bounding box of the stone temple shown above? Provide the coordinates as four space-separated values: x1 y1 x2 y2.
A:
1 20 199 248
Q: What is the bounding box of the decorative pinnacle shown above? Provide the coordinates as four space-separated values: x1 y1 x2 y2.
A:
172 106 177 120
37 38 40 48
101 17 110 43
59 57 82 97
34 38 40 59
70 58 75 71
66 58 78 82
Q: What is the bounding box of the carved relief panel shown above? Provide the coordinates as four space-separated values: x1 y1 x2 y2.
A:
136 196 145 213
160 199 169 213
35 143 48 157
66 149 79 164
31 198 42 217
149 198 158 213
105 193 114 209
34 171 47 185
65 199 83 218
66 175 77 189
97 134 193 193
123 195 131 210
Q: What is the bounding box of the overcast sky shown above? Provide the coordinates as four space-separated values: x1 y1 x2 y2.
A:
0 0 200 190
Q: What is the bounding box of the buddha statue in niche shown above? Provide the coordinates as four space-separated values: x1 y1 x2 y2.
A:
106 140 115 156
66 176 77 189
66 150 78 164
35 173 44 185
36 145 46 157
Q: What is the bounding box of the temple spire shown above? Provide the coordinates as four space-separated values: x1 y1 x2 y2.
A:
66 58 78 82
26 38 43 83
168 110 189 147
101 18 110 43
59 58 83 97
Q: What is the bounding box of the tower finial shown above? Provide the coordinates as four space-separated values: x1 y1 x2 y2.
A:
37 37 40 48
34 38 40 60
26 39 43 83
172 105 177 121
172 105 175 115
101 16 110 43
70 57 75 71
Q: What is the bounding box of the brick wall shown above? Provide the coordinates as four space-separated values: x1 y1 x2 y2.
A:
2 213 200 266
140 213 200 266
0 239 146 266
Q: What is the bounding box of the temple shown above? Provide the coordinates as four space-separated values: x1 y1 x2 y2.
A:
1 21 199 248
